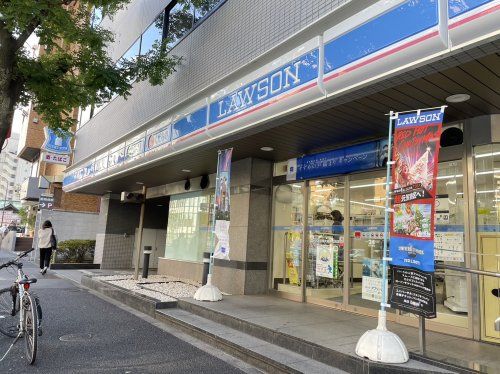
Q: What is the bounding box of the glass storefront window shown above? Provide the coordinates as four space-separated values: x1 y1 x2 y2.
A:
164 190 213 262
433 160 468 327
272 183 304 295
474 144 500 342
307 179 345 303
349 176 390 311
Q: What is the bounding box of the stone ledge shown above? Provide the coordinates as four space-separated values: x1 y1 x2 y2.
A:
81 275 177 317
50 263 101 270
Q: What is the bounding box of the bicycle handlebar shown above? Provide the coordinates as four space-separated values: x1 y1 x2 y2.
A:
0 247 35 270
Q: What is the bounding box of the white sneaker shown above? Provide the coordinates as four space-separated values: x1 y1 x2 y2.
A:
41 267 48 275
40 269 44 273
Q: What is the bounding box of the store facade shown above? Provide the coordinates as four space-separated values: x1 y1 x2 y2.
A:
270 116 500 342
63 0 499 344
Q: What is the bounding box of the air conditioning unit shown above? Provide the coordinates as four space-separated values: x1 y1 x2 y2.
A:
120 192 144 204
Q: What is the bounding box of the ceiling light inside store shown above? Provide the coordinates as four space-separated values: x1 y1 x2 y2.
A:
136 182 144 185
181 169 191 173
260 147 274 152
446 93 470 103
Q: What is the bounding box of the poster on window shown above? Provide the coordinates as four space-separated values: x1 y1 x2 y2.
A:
315 244 339 279
389 108 444 272
213 148 233 260
362 259 387 302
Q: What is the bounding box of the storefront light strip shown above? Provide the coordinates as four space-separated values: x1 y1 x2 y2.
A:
436 174 463 180
350 182 389 189
474 151 500 159
350 200 386 209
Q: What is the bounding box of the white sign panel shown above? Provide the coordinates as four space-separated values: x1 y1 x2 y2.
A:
43 152 70 165
434 232 464 262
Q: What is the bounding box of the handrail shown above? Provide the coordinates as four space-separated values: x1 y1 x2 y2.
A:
435 263 500 278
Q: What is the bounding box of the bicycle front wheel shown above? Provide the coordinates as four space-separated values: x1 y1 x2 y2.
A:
0 286 19 338
22 293 38 364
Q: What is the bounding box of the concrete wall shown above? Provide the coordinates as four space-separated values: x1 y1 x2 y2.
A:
74 0 353 163
37 209 99 243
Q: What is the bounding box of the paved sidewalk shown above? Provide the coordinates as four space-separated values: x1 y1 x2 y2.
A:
183 296 500 373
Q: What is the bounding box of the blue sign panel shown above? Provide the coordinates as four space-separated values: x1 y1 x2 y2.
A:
172 107 207 140
448 0 492 18
390 237 435 272
296 139 388 180
42 128 72 155
209 49 319 125
395 108 444 128
324 0 439 73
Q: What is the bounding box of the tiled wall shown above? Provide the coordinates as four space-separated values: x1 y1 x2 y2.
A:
99 234 136 269
74 0 352 163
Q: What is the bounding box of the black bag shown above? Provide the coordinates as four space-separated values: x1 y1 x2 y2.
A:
50 228 57 249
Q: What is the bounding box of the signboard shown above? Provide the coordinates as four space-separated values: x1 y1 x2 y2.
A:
39 195 54 210
293 139 387 181
213 148 233 260
42 152 70 165
390 266 436 318
42 128 72 154
389 109 444 272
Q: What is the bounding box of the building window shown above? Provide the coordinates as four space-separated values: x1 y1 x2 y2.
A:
164 190 214 263
140 13 165 55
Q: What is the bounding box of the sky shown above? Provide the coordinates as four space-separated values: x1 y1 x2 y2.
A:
11 33 40 135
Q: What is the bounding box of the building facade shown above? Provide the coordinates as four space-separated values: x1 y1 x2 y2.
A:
63 0 500 344
17 99 101 242
0 133 31 204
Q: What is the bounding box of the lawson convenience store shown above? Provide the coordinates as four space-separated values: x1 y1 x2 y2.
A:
63 1 500 344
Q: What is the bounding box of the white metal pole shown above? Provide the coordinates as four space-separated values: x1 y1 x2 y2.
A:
133 185 147 280
379 111 395 316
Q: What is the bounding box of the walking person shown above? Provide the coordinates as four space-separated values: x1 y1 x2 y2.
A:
38 220 56 275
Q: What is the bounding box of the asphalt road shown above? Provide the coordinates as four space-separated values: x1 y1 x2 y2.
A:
0 252 250 374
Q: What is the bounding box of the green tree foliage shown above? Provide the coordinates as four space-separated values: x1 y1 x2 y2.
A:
18 207 36 229
0 0 208 147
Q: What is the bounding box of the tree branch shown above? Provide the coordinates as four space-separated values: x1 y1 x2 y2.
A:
15 19 40 50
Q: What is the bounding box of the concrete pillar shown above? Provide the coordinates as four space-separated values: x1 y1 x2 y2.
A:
212 158 273 294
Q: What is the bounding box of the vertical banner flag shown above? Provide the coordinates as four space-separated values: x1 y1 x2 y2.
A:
213 148 233 260
389 107 445 319
389 109 444 272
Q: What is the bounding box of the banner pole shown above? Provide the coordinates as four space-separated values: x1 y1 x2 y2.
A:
208 150 221 277
355 110 408 364
380 111 395 315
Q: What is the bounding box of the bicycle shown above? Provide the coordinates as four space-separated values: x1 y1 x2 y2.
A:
0 248 42 365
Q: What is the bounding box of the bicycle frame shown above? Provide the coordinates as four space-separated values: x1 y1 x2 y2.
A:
0 248 39 363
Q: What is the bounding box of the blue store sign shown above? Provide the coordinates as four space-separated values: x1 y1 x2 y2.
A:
209 49 319 125
293 139 388 180
42 128 72 155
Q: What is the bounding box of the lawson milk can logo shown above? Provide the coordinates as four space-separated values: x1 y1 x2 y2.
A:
42 127 72 154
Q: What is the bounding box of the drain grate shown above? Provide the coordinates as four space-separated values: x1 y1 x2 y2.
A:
59 333 92 342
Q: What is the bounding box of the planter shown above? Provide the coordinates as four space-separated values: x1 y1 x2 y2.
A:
50 263 100 270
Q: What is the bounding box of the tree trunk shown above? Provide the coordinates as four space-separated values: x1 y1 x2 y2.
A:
0 27 20 151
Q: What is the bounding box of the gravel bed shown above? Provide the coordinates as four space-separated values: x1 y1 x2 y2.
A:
96 274 201 302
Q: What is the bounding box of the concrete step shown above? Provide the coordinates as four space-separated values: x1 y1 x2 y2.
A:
156 308 347 374
176 299 459 374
